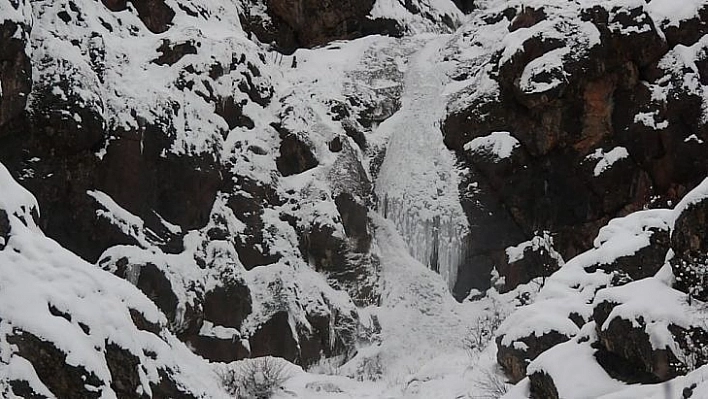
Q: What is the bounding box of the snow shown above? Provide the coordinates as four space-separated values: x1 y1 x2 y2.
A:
518 48 568 94
595 278 705 351
0 163 39 227
521 323 626 399
0 163 229 398
497 1 600 66
369 0 463 35
646 0 706 27
506 231 563 265
87 190 151 247
685 134 705 144
672 176 708 229
464 131 520 160
585 147 630 177
375 35 470 291
634 111 669 130
497 208 674 356
7 0 708 397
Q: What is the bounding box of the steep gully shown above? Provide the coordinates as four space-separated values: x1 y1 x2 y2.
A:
372 35 470 294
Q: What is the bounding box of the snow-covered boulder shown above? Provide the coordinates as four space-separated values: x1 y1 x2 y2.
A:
499 179 708 398
593 278 708 383
496 207 675 383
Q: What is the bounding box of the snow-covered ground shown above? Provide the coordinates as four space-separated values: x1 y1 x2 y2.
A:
275 214 520 399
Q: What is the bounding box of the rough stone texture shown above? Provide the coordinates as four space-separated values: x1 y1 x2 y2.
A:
672 197 708 302
498 237 562 293
238 0 461 53
249 311 300 362
528 371 559 399
673 198 708 259
238 0 395 53
496 330 571 383
101 0 175 33
188 335 251 363
594 301 681 382
443 1 708 295
226 176 283 270
276 132 319 176
0 20 31 131
153 39 198 66
104 343 143 399
0 209 9 250
8 331 103 399
587 226 671 281
202 278 252 330
5 327 199 398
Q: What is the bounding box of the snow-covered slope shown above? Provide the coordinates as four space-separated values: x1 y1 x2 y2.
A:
0 162 231 398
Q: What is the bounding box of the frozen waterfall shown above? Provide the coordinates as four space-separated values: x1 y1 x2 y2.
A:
374 36 469 291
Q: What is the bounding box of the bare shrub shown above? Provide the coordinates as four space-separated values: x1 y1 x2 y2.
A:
307 355 345 376
464 301 505 357
355 355 383 381
220 357 293 399
471 367 510 399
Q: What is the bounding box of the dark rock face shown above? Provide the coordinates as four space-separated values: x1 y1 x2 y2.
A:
249 311 300 362
101 0 175 33
673 198 708 259
226 177 283 270
528 371 559 399
188 333 251 363
593 301 682 382
0 209 9 250
203 279 252 330
443 1 708 295
277 132 319 176
239 0 387 53
265 0 376 49
335 193 371 252
100 254 203 336
238 0 460 53
104 343 143 399
0 19 31 130
8 331 103 399
671 195 708 302
153 39 198 66
498 233 562 292
496 330 571 383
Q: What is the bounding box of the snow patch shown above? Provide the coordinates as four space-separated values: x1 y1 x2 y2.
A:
585 147 630 177
464 131 520 161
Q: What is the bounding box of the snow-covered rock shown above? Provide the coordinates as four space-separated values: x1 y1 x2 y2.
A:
0 161 231 398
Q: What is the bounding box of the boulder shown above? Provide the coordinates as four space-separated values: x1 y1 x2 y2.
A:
496 330 571 383
276 132 319 176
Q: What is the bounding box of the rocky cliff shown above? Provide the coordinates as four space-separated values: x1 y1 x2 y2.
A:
3 0 708 398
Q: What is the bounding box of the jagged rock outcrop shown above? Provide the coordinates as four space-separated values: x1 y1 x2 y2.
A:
442 0 708 297
499 179 708 398
239 0 463 53
0 0 385 372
